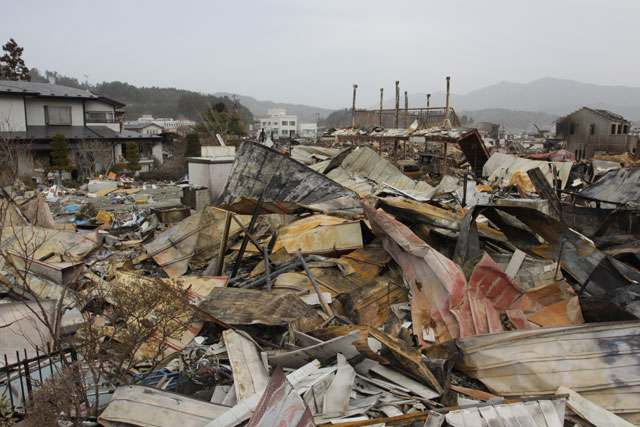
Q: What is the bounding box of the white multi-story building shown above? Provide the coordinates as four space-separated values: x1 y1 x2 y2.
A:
128 115 196 133
255 108 297 139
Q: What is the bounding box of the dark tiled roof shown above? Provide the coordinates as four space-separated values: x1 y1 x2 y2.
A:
0 80 125 107
0 126 161 141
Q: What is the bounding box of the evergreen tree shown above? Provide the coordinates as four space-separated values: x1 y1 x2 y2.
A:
125 141 141 171
0 38 31 81
185 132 201 157
50 133 70 170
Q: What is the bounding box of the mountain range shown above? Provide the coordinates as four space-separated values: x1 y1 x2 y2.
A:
221 78 640 132
214 92 333 123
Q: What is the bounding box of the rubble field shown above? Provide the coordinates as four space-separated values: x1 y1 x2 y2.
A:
1 136 640 427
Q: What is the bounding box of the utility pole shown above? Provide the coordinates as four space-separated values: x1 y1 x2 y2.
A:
426 93 431 125
352 84 358 127
315 112 320 143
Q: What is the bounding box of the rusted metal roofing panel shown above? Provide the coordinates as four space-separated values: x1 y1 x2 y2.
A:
98 385 229 427
456 321 640 424
580 167 640 205
336 147 434 199
6 250 84 285
272 215 363 255
246 368 315 427
364 204 583 346
143 212 203 278
483 152 573 190
215 142 362 218
479 206 639 293
376 196 509 245
0 225 98 261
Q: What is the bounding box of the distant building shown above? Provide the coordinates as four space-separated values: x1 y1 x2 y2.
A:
125 122 164 135
255 108 297 139
0 81 163 174
297 123 318 139
128 115 196 134
556 107 638 159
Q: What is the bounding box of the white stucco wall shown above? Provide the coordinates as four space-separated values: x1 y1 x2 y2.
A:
25 99 84 126
188 159 234 201
0 95 27 132
84 100 114 112
152 142 164 164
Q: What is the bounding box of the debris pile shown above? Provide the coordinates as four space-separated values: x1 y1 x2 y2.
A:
1 139 639 427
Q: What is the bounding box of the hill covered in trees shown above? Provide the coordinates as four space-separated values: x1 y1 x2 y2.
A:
30 69 253 124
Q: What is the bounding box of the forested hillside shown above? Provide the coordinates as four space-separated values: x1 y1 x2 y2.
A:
30 69 253 124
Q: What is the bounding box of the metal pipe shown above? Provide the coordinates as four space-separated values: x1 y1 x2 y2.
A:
297 249 334 316
394 81 399 127
444 76 451 122
214 211 232 276
404 91 409 128
263 246 272 292
230 184 268 279
240 256 303 288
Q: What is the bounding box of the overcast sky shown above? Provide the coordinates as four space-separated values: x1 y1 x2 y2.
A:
3 0 639 109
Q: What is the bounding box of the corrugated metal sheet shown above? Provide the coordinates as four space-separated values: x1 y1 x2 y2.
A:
443 397 566 427
479 206 640 293
363 204 583 347
246 368 315 427
98 385 229 427
581 167 640 205
336 147 434 199
0 300 83 367
272 215 363 255
143 212 203 278
456 321 640 425
215 142 362 218
483 152 573 190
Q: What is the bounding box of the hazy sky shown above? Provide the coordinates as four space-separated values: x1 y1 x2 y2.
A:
3 0 639 109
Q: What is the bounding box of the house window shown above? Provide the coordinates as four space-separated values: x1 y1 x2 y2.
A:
45 106 72 125
569 124 575 135
282 121 287 126
589 124 595 135
281 129 288 134
85 111 115 123
618 124 622 134
623 125 629 134
289 121 295 126
611 124 616 134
